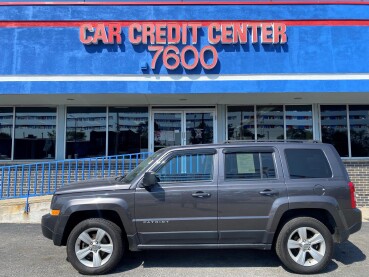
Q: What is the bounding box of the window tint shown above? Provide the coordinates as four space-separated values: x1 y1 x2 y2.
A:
66 107 106 159
0 107 13 160
257 105 284 141
285 149 332 179
349 105 369 157
286 105 313 140
225 152 276 180
156 153 214 183
227 106 255 141
108 107 148 155
14 107 57 160
320 105 348 157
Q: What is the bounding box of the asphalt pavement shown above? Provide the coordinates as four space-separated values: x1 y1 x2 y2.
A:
0 223 368 277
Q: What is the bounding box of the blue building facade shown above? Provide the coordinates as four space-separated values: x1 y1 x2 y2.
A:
1 1 369 169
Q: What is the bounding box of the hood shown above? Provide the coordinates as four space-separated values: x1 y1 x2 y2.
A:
55 176 131 195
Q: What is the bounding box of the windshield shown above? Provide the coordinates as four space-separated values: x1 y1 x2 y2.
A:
122 149 165 183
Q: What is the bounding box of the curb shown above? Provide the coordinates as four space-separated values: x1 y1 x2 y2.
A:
0 196 52 224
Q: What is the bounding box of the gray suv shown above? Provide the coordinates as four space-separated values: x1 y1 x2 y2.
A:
42 142 362 275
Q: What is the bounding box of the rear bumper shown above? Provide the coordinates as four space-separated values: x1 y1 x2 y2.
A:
346 208 362 235
336 208 362 243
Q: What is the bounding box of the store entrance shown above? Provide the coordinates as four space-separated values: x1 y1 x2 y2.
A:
151 109 216 152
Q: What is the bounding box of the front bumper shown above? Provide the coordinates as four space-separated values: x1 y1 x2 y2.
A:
41 214 63 246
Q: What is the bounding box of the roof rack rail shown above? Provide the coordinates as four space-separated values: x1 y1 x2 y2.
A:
223 139 321 144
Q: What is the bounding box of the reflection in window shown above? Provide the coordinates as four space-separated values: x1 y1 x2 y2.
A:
156 153 214 182
186 113 214 145
14 107 57 160
349 105 369 157
108 107 148 155
224 152 276 180
320 105 348 157
227 106 255 140
154 113 182 152
0 107 13 160
286 105 313 140
257 105 284 140
66 107 106 159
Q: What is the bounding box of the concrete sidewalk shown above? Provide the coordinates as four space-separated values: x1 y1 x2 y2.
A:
0 195 368 224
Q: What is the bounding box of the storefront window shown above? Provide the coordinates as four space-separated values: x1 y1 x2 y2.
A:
349 105 369 157
285 105 313 140
257 105 284 140
227 106 255 140
320 105 349 157
108 107 148 155
66 107 107 159
0 107 13 160
14 107 57 160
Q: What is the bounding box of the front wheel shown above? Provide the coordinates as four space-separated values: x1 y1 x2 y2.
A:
275 217 333 274
66 218 123 275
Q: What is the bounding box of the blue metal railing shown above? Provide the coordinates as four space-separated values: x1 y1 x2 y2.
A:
0 152 151 200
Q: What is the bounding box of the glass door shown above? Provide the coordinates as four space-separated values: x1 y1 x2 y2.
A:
185 112 214 145
153 112 182 152
151 110 216 152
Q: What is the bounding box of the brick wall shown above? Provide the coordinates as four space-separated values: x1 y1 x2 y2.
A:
343 160 369 208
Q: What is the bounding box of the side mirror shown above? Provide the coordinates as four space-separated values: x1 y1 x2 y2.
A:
141 171 157 188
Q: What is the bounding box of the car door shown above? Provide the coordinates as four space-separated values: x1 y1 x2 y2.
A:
218 146 287 244
135 148 218 245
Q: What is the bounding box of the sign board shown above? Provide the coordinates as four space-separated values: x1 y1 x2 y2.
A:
80 22 287 71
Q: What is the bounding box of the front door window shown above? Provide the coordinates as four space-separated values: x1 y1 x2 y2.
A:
156 153 214 183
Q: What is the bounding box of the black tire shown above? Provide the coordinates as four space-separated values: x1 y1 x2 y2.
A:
66 218 123 275
275 217 333 274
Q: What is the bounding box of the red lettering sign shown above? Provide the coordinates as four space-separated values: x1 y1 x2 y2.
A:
80 21 287 71
79 23 122 44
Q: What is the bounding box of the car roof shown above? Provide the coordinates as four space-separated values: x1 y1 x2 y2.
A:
161 141 325 152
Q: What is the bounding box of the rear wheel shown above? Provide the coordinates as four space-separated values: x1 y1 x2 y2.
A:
66 218 123 275
275 217 333 274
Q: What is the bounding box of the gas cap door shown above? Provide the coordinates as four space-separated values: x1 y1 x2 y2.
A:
314 184 326 196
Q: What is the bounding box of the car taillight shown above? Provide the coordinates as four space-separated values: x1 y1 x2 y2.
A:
348 182 357 209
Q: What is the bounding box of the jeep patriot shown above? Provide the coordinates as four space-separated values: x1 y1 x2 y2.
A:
42 142 362 275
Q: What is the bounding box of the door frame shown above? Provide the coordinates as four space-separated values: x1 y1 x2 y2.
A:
149 108 217 153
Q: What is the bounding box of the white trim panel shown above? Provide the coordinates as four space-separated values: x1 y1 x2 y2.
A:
2 74 369 82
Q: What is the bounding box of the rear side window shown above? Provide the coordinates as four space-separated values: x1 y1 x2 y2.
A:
285 149 332 179
225 152 276 180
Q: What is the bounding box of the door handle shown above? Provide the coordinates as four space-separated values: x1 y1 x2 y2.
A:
192 191 211 198
259 189 279 197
